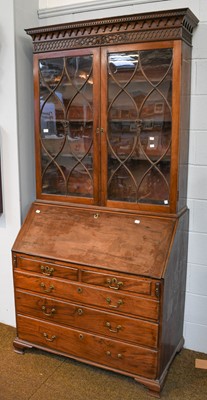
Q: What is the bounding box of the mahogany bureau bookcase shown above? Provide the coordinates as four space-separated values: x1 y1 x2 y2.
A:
12 8 198 397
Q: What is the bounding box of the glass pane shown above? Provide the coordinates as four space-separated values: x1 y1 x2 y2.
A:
107 48 172 205
39 55 94 198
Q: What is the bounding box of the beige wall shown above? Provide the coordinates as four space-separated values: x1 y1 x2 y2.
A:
0 0 38 326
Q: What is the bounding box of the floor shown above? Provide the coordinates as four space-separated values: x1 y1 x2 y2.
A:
0 323 207 400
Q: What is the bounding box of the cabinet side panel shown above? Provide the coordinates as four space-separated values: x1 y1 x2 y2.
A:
33 55 42 199
178 43 192 211
159 209 189 375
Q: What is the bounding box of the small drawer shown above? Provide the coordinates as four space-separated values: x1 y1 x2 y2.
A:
82 270 154 296
14 271 159 321
17 315 158 379
16 256 78 281
16 290 159 348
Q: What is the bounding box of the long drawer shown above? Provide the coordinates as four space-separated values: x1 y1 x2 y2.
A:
17 315 158 379
14 271 159 321
16 290 158 348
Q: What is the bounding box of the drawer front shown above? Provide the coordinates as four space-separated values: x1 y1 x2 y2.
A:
82 270 155 296
14 272 159 321
16 290 158 348
16 257 78 281
17 315 158 379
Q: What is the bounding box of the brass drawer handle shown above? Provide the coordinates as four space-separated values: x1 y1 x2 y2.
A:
106 278 123 290
77 308 83 316
106 322 122 333
41 305 56 317
106 351 122 359
40 265 55 276
40 282 54 293
155 282 161 298
43 333 56 342
106 298 123 309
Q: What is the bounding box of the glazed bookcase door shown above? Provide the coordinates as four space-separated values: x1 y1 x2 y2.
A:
101 42 180 212
34 48 100 205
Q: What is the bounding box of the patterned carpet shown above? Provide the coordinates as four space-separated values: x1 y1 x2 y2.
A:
0 323 206 400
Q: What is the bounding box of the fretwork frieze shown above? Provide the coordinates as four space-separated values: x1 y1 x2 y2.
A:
33 28 186 53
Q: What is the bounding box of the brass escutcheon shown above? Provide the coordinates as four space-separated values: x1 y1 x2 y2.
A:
77 287 83 294
79 334 84 340
94 213 100 219
77 308 83 315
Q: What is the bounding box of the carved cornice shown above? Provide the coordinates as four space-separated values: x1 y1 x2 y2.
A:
26 8 199 53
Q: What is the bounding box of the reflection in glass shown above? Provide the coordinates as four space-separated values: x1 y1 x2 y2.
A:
39 56 94 197
107 48 172 205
